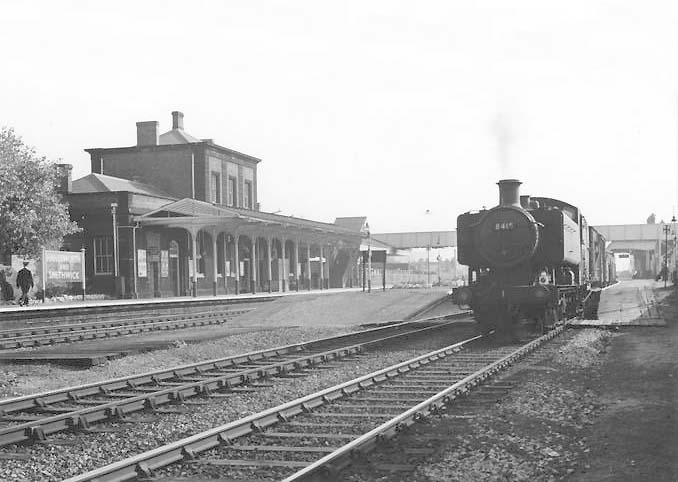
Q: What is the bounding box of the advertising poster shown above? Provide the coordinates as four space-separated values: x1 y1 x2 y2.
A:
160 250 169 278
137 249 147 278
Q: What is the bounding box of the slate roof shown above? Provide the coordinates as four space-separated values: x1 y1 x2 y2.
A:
158 128 202 145
71 173 174 198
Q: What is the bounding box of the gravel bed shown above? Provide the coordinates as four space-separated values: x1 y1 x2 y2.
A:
340 328 612 482
0 328 463 481
0 325 352 399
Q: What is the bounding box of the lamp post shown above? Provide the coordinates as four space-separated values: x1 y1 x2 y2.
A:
425 209 431 288
672 215 677 284
366 223 371 293
663 223 671 288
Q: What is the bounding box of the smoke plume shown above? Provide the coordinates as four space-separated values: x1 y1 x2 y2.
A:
491 112 514 179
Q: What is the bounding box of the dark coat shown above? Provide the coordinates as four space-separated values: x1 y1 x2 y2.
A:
16 268 34 291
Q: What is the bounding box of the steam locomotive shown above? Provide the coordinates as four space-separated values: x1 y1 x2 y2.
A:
454 179 615 333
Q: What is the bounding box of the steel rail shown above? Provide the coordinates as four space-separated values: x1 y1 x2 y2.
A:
283 325 565 481
0 310 249 350
0 313 468 414
0 309 254 349
0 308 249 338
0 317 466 447
62 334 484 482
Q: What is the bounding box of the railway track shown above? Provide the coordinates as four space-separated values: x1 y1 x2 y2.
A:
63 326 564 482
0 315 469 448
0 308 253 350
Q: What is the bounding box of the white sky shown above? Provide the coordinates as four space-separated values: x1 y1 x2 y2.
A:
2 1 678 232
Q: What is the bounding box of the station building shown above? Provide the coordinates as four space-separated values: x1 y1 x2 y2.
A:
61 112 365 298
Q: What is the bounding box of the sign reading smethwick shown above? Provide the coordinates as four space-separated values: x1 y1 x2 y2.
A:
41 249 86 301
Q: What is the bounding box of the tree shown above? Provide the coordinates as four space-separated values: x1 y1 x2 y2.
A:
0 127 79 260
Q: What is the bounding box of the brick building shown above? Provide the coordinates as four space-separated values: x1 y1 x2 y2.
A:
63 112 364 298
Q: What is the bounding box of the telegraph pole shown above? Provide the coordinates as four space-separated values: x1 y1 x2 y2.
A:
367 223 371 293
663 224 671 288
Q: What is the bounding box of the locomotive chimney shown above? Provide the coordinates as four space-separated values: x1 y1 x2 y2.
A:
497 179 522 207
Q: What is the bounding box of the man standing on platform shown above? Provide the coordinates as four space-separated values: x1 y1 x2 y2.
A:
16 261 34 306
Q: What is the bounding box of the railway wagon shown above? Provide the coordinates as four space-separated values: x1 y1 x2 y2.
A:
589 226 608 287
454 179 602 333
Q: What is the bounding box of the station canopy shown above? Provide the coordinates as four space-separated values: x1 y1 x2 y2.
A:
134 198 363 243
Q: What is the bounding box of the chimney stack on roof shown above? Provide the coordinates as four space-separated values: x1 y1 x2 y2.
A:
172 111 184 130
136 121 159 146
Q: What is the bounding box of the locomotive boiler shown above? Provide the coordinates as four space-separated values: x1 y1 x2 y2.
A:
454 179 612 334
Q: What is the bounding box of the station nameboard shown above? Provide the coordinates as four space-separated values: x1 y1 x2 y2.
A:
44 250 83 282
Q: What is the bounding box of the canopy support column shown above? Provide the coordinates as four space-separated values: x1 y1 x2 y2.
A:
211 228 218 297
234 233 240 295
281 236 287 292
190 227 198 297
319 245 324 291
295 239 300 292
266 236 272 294
251 236 257 294
306 243 311 291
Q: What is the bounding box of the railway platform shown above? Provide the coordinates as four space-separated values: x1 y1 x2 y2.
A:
0 288 360 331
0 288 460 366
569 279 667 327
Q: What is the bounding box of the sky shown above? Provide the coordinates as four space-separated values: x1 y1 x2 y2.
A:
2 0 678 233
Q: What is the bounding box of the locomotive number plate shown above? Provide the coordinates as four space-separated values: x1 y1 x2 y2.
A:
494 222 515 231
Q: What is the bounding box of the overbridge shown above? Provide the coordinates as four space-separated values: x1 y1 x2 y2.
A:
372 225 676 279
595 224 676 278
372 231 456 250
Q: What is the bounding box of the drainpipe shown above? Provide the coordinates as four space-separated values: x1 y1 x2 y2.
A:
191 150 195 199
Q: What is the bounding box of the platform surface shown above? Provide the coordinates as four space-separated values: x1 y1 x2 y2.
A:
0 288 458 365
570 279 667 327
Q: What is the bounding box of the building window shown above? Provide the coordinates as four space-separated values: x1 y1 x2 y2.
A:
93 236 113 275
228 176 236 207
210 172 221 204
244 180 253 210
